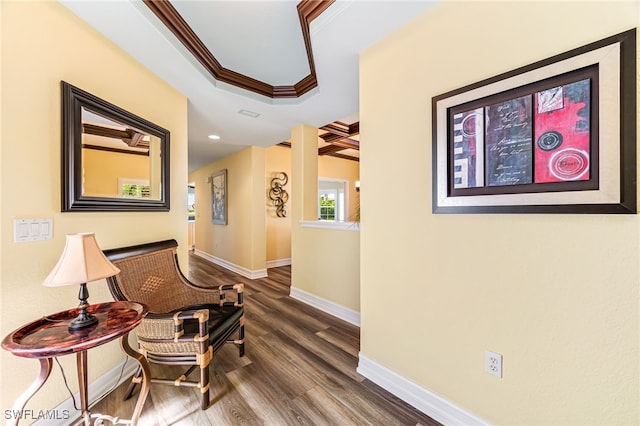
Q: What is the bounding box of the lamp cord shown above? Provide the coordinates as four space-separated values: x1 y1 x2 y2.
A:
54 356 129 412
54 357 78 411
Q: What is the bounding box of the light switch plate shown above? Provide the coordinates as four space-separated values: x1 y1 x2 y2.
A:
14 218 53 242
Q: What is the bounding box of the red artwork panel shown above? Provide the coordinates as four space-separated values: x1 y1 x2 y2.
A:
534 79 590 183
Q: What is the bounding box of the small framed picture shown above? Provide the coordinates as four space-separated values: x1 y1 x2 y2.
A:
211 169 227 225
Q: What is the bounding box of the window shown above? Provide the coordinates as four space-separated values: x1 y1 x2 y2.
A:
118 178 151 198
319 194 335 220
318 179 346 222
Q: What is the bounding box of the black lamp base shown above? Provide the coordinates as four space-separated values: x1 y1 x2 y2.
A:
68 282 98 331
68 313 98 331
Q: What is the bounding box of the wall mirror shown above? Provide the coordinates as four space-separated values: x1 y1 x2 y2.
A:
62 81 170 211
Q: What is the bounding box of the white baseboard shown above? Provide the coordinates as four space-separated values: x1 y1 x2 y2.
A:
33 358 137 426
194 249 268 279
357 354 490 426
289 286 360 327
266 258 291 268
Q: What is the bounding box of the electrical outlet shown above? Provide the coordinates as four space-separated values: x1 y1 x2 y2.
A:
485 350 502 378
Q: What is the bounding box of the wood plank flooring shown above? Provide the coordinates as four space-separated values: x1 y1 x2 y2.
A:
91 252 441 425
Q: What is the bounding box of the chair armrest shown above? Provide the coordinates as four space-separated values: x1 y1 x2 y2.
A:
163 281 243 309
138 307 210 342
218 283 244 308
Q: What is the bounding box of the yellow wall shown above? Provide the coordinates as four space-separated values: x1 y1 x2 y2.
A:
266 145 292 263
1 1 188 413
83 148 149 197
291 125 360 312
266 144 360 264
190 140 357 273
189 146 267 272
292 226 360 311
360 1 639 425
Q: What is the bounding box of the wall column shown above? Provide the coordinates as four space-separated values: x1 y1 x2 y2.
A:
290 124 317 292
291 124 318 222
249 146 267 271
289 123 361 315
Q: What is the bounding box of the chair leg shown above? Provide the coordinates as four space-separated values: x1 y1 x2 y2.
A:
238 323 245 358
200 363 210 410
124 367 142 400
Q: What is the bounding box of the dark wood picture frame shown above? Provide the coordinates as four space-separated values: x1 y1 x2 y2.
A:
62 81 171 212
432 28 636 214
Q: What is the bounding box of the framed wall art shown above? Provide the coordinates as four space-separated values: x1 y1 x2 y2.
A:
432 28 636 214
211 169 227 224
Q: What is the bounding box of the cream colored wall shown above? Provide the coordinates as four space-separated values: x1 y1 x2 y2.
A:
189 146 267 272
266 145 292 263
83 149 149 197
1 1 188 414
291 125 360 312
293 226 360 311
0 8 4 377
266 144 360 263
360 1 639 425
318 154 360 222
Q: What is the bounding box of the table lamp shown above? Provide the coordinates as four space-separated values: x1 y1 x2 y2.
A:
43 233 120 331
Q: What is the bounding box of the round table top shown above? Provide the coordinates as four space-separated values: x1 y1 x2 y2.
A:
1 301 148 358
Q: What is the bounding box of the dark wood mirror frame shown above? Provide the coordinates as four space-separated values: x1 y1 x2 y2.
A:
62 81 170 212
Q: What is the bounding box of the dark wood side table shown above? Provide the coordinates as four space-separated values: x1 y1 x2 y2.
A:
1 301 151 426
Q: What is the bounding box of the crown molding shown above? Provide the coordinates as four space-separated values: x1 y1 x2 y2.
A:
143 0 335 99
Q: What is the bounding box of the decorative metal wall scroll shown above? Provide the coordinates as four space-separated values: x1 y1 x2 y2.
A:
268 172 289 217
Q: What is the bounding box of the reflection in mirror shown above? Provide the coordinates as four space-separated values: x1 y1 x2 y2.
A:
62 81 170 211
81 109 162 200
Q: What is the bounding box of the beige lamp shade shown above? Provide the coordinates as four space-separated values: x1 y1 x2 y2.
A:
43 233 120 287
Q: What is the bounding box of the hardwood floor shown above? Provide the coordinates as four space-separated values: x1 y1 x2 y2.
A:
91 253 441 425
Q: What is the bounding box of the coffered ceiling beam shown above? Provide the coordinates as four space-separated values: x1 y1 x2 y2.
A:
320 122 351 137
328 152 359 162
318 143 347 156
331 138 359 150
278 120 359 162
82 123 149 148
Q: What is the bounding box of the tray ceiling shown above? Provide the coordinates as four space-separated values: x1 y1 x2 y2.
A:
61 0 437 171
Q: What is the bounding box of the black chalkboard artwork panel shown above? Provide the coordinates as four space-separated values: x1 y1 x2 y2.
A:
485 96 533 187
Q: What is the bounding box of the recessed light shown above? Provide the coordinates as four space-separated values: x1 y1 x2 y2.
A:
208 134 221 140
238 109 260 118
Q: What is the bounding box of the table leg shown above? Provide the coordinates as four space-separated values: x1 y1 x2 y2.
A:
76 350 91 425
120 332 151 426
8 358 53 426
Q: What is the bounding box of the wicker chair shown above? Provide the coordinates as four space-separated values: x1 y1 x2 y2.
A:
103 239 245 410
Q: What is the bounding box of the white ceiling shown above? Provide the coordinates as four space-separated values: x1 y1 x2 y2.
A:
60 0 437 172
172 1 311 85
